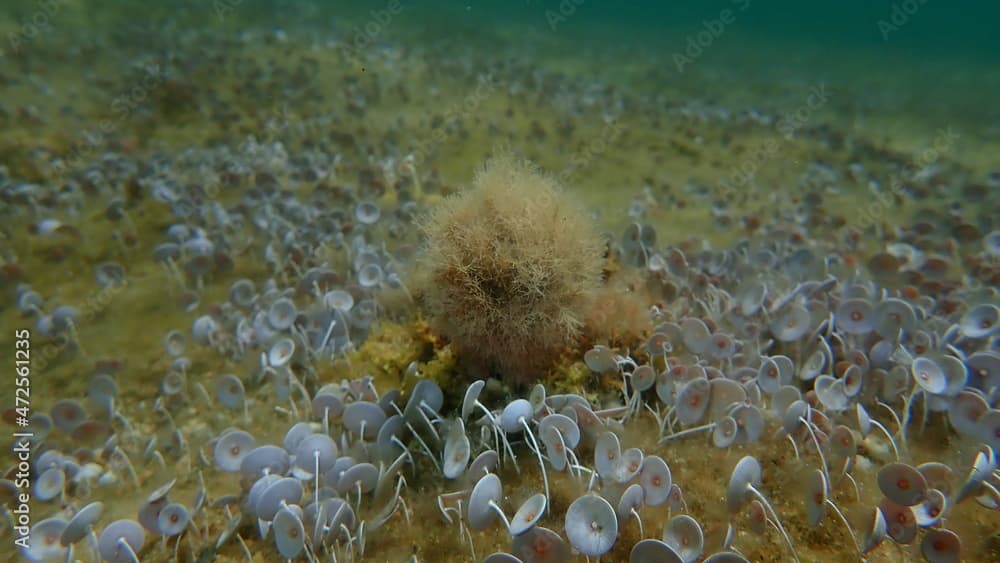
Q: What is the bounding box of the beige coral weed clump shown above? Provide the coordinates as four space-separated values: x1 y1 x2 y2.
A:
418 155 604 384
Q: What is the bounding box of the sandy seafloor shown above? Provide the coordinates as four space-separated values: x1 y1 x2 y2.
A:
0 1 999 562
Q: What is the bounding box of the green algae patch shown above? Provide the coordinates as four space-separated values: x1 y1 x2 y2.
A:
417 343 459 394
544 359 594 398
330 319 433 390
328 318 472 412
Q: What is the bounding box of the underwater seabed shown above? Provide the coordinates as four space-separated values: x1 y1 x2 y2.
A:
2 4 1000 563
5 154 999 563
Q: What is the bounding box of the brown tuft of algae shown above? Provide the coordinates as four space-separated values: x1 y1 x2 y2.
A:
416 154 605 385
